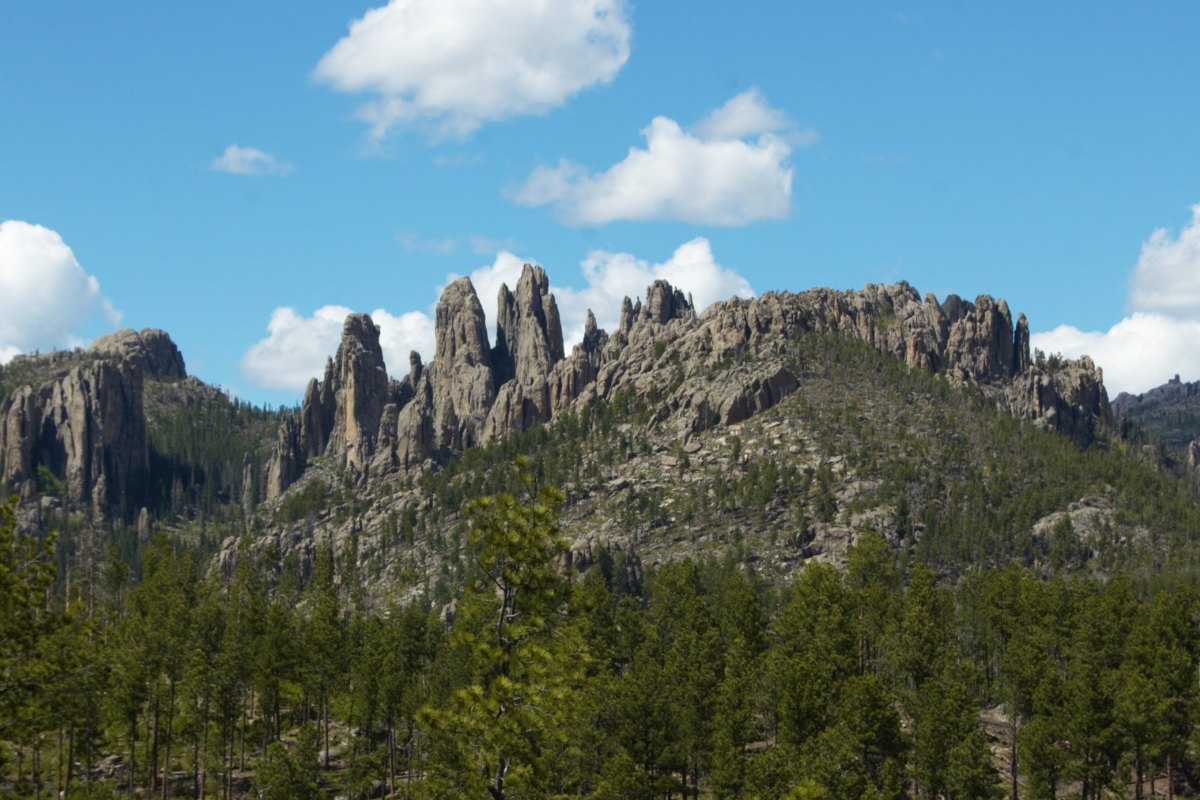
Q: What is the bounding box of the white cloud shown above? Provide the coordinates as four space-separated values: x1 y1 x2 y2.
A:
0 220 121 363
242 238 753 392
396 231 456 255
211 144 293 177
1129 204 1200 318
514 89 804 226
442 238 754 347
313 0 631 140
1031 206 1200 396
371 309 438 376
1032 314 1200 398
696 87 815 145
240 304 438 391
241 306 351 390
556 237 754 343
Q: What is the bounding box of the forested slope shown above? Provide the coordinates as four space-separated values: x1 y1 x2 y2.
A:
7 276 1200 797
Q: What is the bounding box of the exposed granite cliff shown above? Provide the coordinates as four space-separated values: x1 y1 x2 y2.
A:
89 328 187 378
0 328 187 516
485 265 566 439
267 314 393 494
264 269 1111 498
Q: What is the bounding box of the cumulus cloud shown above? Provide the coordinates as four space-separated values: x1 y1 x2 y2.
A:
420 238 753 350
241 238 753 393
240 304 437 391
1031 206 1200 396
210 144 293 177
1129 205 1200 317
370 308 438 375
0 220 121 363
1033 314 1200 399
313 0 631 140
555 237 754 343
514 89 805 226
696 87 815 145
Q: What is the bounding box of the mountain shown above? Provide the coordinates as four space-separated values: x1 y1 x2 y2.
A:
206 267 1200 603
263 266 1108 496
15 266 1200 604
11 268 1200 799
0 327 279 535
1112 375 1200 468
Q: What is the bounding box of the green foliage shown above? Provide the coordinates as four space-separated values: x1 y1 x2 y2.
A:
254 724 320 800
139 379 281 517
0 498 59 738
11 460 1200 799
275 479 329 524
419 466 585 799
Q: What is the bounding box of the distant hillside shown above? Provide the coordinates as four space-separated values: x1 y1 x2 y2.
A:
1113 375 1200 456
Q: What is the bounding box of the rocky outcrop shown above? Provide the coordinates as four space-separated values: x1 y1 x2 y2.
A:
265 271 1112 500
299 373 336 459
326 314 390 472
548 311 608 418
272 315 392 487
373 357 436 476
714 364 800 427
484 265 568 439
642 280 694 326
1 359 147 516
89 328 187 378
1112 374 1200 452
432 277 497 450
264 415 304 501
1004 357 1109 446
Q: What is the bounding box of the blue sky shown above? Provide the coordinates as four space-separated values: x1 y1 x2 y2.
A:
2 1 1199 404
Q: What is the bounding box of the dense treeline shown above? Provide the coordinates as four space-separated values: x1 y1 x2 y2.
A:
139 382 281 519
4 483 1200 800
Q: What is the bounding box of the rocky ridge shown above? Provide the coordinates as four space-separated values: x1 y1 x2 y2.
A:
262 268 1110 502
1112 374 1200 461
0 329 186 516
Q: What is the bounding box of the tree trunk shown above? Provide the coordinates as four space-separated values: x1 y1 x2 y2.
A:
388 725 396 797
65 722 75 796
57 722 64 797
1168 752 1175 800
239 694 247 770
150 694 160 793
192 717 200 800
1134 746 1143 800
225 733 233 800
407 720 415 790
1009 720 1018 800
324 693 331 769
129 723 137 800
162 680 175 800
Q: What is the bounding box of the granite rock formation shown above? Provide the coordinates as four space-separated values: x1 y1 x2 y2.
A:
89 328 187 379
0 334 165 516
265 270 1111 498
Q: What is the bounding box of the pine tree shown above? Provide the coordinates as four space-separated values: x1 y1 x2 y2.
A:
419 470 586 799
